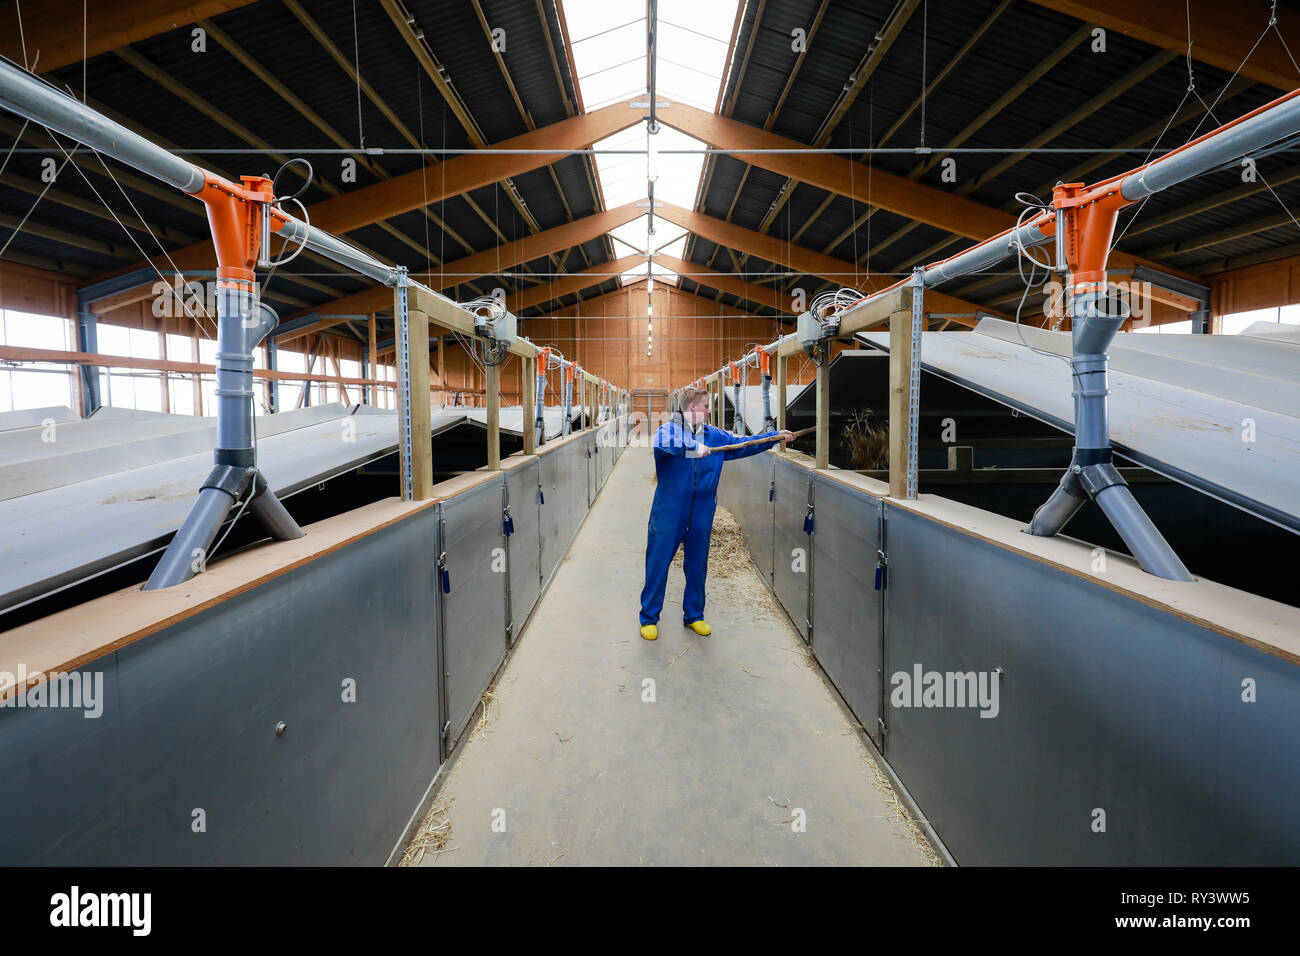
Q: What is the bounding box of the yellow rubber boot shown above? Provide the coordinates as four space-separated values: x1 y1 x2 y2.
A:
687 620 711 637
640 624 658 641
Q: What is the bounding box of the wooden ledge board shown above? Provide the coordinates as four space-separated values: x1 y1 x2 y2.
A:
0 496 440 701
771 451 1300 666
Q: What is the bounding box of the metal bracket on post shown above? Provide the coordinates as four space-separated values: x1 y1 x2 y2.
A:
396 267 414 502
906 268 924 500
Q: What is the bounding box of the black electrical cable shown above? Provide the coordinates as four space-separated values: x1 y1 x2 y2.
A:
271 157 313 202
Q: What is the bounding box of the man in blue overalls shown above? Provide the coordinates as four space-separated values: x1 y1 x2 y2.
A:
639 385 794 640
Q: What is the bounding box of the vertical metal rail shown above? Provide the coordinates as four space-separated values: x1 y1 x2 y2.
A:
906 267 924 500
434 504 451 761
396 267 414 502
876 504 889 748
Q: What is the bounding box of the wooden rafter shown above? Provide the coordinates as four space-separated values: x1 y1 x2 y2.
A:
0 0 257 73
1029 0 1300 91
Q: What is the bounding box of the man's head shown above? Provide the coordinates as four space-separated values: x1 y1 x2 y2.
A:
678 386 710 426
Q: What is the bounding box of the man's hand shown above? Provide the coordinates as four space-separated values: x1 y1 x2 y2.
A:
694 444 715 456
777 430 796 443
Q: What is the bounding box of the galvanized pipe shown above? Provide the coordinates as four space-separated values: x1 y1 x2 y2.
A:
1121 91 1300 201
761 372 775 431
535 365 546 446
0 59 205 192
561 378 573 436
1026 290 1192 581
0 59 400 287
145 283 303 590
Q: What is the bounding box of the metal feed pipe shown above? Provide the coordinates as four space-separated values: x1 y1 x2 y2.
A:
0 60 546 589
680 85 1300 581
0 61 402 288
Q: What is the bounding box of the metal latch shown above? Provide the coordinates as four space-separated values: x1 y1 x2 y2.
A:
502 505 514 536
803 502 815 535
874 548 888 591
437 550 450 593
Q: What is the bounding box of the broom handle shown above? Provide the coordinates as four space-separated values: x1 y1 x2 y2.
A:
703 426 815 455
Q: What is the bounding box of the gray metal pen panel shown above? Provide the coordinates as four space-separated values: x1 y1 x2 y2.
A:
730 451 774 584
883 506 1300 865
504 459 542 640
540 439 587 583
810 476 885 748
771 457 812 640
439 476 509 751
717 452 741 513
0 511 442 865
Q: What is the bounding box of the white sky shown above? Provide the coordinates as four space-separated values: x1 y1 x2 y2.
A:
563 0 738 289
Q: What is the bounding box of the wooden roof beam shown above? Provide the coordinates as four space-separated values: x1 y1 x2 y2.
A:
1029 0 1300 91
278 204 646 342
0 0 257 74
512 254 645 313
653 203 1004 321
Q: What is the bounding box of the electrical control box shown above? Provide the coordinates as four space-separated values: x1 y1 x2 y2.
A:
796 310 835 349
474 308 517 347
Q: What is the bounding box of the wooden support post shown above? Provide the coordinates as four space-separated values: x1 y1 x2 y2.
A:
888 308 912 499
159 331 170 413
191 335 203 415
436 332 446 406
522 355 537 455
486 360 501 470
367 312 377 405
404 308 434 500
776 354 787 453
815 350 830 469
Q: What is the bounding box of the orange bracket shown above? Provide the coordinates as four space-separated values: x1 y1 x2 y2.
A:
758 349 770 376
198 173 276 282
1051 181 1131 293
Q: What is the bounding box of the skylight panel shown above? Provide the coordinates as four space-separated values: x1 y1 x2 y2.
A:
562 0 738 289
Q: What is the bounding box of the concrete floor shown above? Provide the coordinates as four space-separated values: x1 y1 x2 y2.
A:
414 446 935 866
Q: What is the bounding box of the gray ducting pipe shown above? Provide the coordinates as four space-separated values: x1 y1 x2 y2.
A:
0 58 205 193
561 377 573 436
535 367 546 446
0 61 401 288
761 373 775 431
1121 93 1300 202
1026 291 1192 581
146 283 303 590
